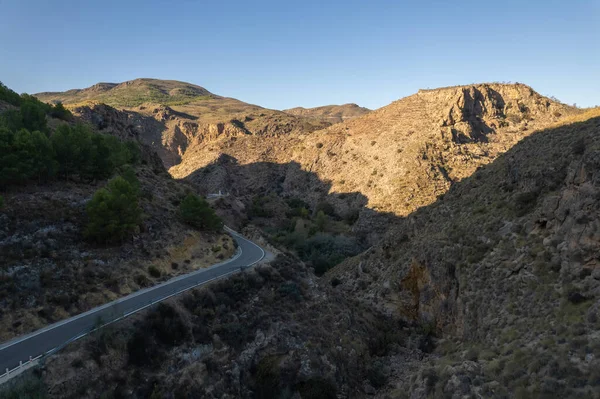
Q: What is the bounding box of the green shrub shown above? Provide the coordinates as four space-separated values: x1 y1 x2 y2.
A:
315 201 335 217
0 93 138 187
0 109 25 131
278 281 303 301
297 233 362 275
0 195 3 209
572 137 586 155
296 378 337 399
0 127 57 186
148 265 161 278
49 102 72 121
178 193 222 230
368 360 388 388
18 95 50 132
0 81 22 106
147 303 189 345
343 209 360 225
119 164 140 193
513 190 539 217
287 198 310 210
249 195 273 218
314 210 327 231
85 176 142 243
0 372 47 399
52 124 137 180
286 198 311 218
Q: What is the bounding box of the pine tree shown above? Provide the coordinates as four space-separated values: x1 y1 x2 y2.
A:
49 102 72 121
85 176 142 243
178 193 222 231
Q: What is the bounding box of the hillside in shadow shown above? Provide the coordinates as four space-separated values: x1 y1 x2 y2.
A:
325 114 600 397
4 114 599 399
185 154 399 274
181 114 600 397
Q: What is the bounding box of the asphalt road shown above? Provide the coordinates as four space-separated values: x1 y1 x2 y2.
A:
0 227 265 374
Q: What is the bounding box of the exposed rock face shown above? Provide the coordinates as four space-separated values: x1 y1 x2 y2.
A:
37 79 334 169
71 102 328 169
6 82 599 398
331 113 600 397
171 83 578 230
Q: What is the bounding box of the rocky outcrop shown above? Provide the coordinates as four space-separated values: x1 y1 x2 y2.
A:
330 113 600 398
35 79 333 169
172 83 578 234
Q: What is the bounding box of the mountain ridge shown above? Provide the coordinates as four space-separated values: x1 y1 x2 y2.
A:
283 103 371 123
172 83 580 221
34 78 215 107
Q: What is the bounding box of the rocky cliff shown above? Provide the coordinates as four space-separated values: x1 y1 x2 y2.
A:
15 111 600 398
330 110 600 397
36 79 333 169
171 84 578 233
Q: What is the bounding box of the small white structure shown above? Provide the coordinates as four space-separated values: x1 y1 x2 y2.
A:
207 190 229 199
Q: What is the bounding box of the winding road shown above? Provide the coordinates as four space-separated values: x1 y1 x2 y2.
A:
0 226 267 378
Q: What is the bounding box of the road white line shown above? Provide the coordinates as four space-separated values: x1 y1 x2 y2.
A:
0 226 257 352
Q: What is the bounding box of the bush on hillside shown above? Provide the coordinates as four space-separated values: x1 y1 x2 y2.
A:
178 193 223 230
0 81 21 106
19 96 49 132
0 94 51 132
297 233 362 275
0 109 26 131
286 198 311 218
0 127 57 186
314 210 327 231
51 124 139 181
249 195 273 218
85 175 142 243
0 81 140 187
49 102 72 121
315 201 336 217
0 87 50 132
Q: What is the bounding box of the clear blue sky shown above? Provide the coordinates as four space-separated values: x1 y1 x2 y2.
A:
1 0 599 110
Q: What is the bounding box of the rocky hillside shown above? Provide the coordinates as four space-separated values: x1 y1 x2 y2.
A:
35 79 331 168
7 110 600 399
35 79 213 107
330 109 600 397
17 254 428 399
171 84 578 231
0 85 233 342
284 103 371 124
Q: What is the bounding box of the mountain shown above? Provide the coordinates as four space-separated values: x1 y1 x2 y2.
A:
0 82 234 342
35 78 214 107
35 79 332 168
170 83 579 235
26 109 600 398
5 79 599 398
283 103 371 123
329 108 600 397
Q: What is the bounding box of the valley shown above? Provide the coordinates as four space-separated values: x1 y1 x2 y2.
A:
0 78 599 398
